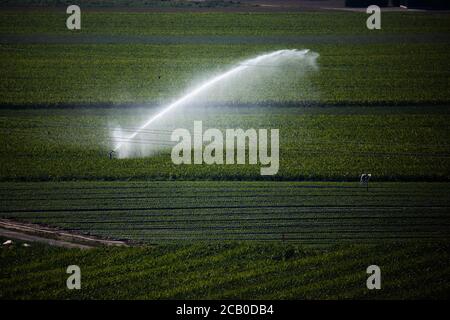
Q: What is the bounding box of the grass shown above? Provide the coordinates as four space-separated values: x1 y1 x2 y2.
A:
1 240 449 299
1 181 449 243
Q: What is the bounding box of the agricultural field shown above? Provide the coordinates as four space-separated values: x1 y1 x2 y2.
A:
1 12 450 105
1 43 450 105
1 240 450 299
0 5 449 301
0 106 449 181
2 10 450 36
1 181 449 243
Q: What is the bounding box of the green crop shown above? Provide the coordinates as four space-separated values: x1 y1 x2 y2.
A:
1 11 450 36
1 43 449 105
0 106 449 182
1 181 449 243
1 11 450 105
1 240 449 299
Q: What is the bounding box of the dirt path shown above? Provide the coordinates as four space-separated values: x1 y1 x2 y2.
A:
0 219 128 248
0 227 92 249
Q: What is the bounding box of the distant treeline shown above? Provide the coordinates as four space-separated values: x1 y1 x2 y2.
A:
346 0 450 9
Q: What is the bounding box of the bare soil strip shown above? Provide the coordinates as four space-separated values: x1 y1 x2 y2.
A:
0 218 128 248
0 228 92 249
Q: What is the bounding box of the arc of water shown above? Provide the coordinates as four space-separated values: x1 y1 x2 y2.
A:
114 49 308 151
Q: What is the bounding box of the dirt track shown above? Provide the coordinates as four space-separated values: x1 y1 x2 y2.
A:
0 227 92 248
0 219 128 249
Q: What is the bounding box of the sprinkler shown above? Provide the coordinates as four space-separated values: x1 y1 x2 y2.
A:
360 173 372 191
112 49 316 154
108 150 116 160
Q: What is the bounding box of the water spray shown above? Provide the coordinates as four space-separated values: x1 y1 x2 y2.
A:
112 49 313 154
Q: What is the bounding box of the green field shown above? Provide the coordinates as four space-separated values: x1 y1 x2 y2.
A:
0 8 449 300
1 43 449 105
1 106 449 181
1 240 449 299
1 12 450 105
1 11 450 182
1 181 449 243
2 11 450 36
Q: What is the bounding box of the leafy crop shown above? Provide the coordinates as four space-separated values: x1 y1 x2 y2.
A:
1 11 450 36
1 43 449 105
0 106 449 181
1 181 449 243
1 240 449 299
1 11 450 105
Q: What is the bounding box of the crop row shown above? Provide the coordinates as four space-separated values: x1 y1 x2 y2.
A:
1 240 449 299
1 181 448 243
0 106 449 181
1 42 450 105
1 12 450 36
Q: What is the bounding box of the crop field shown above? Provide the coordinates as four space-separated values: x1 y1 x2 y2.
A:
1 181 449 243
0 106 449 181
1 43 449 105
0 6 449 300
1 240 450 299
2 10 450 36
1 12 450 105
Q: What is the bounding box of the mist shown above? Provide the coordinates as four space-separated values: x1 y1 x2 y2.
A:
109 49 320 158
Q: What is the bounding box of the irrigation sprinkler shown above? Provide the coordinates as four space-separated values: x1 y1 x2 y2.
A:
112 49 316 154
360 173 372 191
108 150 116 160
